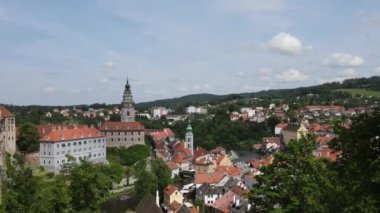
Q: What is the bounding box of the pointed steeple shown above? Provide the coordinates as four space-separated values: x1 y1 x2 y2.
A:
125 76 130 90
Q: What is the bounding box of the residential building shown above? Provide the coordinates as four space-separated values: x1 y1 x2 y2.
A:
275 123 288 135
120 78 135 122
39 127 106 174
152 107 170 119
0 105 16 156
162 185 184 213
186 106 207 114
99 121 145 148
196 183 224 205
282 124 308 145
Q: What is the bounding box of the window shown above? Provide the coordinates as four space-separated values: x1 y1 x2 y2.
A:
57 144 59 148
74 142 77 145
84 141 87 144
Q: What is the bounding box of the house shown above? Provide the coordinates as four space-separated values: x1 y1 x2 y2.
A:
210 191 250 213
152 107 170 119
148 128 175 141
195 172 227 186
261 136 282 152
99 121 145 148
39 126 106 174
196 183 224 205
163 185 184 213
275 123 288 135
0 105 16 156
313 136 341 161
230 112 240 121
282 124 308 145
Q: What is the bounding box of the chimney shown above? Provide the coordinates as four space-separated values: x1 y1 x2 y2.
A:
156 190 160 207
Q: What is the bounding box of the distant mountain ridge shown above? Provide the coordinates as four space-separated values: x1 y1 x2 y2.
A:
136 76 380 109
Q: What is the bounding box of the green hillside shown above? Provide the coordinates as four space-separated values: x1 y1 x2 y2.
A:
334 88 380 97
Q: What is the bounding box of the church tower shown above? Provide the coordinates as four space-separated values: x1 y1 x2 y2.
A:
120 77 135 122
185 122 194 156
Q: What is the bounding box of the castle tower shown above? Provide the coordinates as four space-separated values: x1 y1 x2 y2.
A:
120 77 135 122
185 122 194 156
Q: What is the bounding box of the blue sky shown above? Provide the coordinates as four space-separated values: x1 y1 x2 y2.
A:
1 0 380 105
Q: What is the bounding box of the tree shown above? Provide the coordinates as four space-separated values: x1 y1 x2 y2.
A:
151 159 172 193
266 116 281 135
329 109 380 212
118 145 150 166
68 160 111 211
249 136 335 212
17 122 39 152
2 154 38 212
29 176 71 213
134 170 158 202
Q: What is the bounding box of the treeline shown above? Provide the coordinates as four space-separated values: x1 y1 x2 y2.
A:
1 154 124 212
249 108 380 212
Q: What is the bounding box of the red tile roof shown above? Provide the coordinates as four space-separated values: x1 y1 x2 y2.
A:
316 136 335 146
164 184 179 196
37 124 87 138
167 200 182 212
99 121 145 131
40 127 104 142
216 166 241 177
0 105 13 117
211 191 238 213
195 172 225 185
194 147 208 158
304 105 345 111
275 123 288 128
148 128 174 140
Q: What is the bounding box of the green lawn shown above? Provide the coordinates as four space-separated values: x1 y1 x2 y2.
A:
334 88 380 97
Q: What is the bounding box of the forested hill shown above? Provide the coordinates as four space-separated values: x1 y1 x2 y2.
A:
136 76 380 108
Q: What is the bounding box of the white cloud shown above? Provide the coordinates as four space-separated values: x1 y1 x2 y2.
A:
99 78 109 84
43 86 57 94
374 66 380 74
275 69 307 82
341 68 357 78
102 61 115 72
267 33 308 55
323 53 364 67
236 71 245 77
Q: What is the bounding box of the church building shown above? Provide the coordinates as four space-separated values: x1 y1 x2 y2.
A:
100 78 145 148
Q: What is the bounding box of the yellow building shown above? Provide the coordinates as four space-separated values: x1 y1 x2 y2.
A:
194 154 233 173
282 124 308 145
163 185 184 206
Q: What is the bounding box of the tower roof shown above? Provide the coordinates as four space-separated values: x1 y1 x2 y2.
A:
186 122 192 132
125 77 131 90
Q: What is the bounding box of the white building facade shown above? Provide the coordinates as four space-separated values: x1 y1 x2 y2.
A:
39 127 106 174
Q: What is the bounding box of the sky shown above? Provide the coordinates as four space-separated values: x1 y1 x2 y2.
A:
0 0 380 105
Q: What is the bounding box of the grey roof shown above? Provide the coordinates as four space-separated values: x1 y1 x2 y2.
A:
136 194 163 213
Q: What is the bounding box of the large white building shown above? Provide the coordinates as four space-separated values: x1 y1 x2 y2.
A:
39 126 106 174
186 106 207 114
152 107 170 119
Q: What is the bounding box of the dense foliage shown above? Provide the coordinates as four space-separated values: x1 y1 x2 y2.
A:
107 145 150 166
134 159 172 202
249 108 380 212
172 107 271 150
17 122 39 153
1 154 124 212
